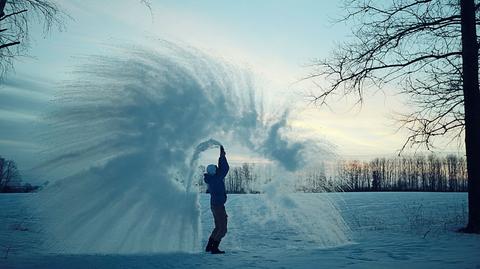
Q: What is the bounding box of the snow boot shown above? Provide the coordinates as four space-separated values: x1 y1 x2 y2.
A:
205 237 215 252
210 239 225 254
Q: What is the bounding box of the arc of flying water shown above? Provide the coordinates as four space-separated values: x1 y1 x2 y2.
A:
186 138 222 192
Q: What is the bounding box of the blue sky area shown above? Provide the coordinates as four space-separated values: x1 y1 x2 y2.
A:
0 1 464 177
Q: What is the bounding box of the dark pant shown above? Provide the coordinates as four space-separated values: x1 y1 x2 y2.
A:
210 205 228 241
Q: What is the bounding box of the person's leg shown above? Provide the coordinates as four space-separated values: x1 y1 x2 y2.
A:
211 205 227 240
211 205 223 239
206 206 219 252
217 206 228 240
210 205 227 254
205 236 215 252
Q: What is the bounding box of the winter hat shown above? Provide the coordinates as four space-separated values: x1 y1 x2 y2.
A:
206 164 217 175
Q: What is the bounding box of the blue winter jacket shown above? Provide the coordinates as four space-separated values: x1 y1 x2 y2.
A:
204 155 229 206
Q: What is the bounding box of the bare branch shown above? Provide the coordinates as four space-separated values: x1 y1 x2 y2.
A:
307 0 467 151
0 41 20 49
0 9 27 21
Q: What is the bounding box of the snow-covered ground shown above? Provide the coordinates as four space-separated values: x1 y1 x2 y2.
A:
2 192 479 268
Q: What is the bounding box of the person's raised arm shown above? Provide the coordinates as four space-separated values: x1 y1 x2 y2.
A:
217 145 229 178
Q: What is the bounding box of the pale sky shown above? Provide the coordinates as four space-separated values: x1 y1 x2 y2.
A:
0 0 465 173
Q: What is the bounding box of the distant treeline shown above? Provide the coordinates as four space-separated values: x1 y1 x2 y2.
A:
197 163 264 194
333 154 467 192
197 154 467 193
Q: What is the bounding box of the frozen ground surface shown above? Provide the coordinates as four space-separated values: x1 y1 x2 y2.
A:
1 192 480 269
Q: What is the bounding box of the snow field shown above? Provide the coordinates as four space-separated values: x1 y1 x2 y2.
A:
2 192 479 269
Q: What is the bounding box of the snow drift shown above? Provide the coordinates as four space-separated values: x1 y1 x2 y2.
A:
33 40 349 253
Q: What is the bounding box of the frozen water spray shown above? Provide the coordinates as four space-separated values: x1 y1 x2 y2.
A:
33 40 350 254
187 138 222 192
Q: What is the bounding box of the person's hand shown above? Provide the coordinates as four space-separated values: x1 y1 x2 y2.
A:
220 145 226 156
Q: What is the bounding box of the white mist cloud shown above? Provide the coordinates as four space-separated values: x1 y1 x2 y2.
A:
33 40 332 253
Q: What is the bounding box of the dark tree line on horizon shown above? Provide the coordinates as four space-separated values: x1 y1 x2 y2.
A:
196 155 469 194
197 163 263 194
335 155 468 192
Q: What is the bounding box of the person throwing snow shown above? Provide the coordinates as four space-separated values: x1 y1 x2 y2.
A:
204 145 230 254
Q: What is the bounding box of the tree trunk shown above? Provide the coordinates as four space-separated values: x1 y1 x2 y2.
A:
460 0 480 233
0 0 6 18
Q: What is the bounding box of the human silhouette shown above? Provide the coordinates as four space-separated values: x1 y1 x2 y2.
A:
204 145 230 254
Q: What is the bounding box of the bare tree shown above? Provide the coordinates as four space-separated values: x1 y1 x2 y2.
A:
308 0 480 233
0 0 153 81
460 0 480 233
0 156 21 192
0 0 65 80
